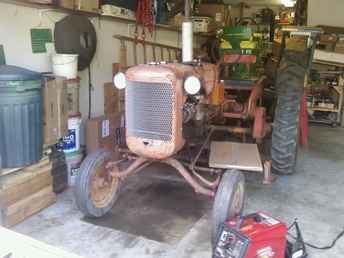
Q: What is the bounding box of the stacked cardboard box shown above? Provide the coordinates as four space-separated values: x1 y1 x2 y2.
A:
57 0 100 13
43 76 68 146
85 113 123 154
196 3 232 27
104 82 125 116
85 82 125 154
0 158 56 227
335 37 344 54
318 34 338 51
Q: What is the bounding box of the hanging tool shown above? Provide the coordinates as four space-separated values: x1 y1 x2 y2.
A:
119 39 127 70
113 35 182 64
136 0 154 36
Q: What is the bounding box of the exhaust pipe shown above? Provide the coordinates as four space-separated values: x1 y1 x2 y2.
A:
182 0 193 63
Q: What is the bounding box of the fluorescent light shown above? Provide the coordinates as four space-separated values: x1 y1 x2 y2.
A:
281 0 295 7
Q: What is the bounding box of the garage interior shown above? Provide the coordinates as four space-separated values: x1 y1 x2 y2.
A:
0 1 344 258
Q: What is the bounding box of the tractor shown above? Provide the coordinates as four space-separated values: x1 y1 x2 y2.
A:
74 0 320 244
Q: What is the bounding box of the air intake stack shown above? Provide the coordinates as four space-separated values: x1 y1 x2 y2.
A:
182 0 193 63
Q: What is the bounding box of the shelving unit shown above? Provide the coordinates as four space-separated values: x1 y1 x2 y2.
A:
307 69 344 127
1 0 215 37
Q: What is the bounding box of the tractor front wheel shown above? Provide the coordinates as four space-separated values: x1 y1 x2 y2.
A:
74 150 121 218
212 170 245 245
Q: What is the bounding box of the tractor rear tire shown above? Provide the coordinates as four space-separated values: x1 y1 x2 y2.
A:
271 50 307 175
74 150 121 218
212 170 245 246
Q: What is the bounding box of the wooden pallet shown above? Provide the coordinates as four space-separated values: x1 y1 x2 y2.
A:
0 158 56 227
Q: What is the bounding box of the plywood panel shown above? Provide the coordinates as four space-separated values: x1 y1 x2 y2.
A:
0 226 82 258
209 141 263 172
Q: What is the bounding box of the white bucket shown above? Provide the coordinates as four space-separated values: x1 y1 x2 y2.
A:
63 116 82 154
65 151 84 186
52 54 78 79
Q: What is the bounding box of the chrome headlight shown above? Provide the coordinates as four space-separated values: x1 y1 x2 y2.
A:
184 76 201 95
113 72 126 89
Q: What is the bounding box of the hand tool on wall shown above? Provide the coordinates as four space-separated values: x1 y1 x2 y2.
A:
114 35 182 64
119 39 128 70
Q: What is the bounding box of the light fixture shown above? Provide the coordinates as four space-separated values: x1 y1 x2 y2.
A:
113 72 126 89
281 0 296 7
184 76 201 95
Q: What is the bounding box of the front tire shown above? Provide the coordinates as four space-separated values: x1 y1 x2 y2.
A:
212 170 245 245
74 150 121 218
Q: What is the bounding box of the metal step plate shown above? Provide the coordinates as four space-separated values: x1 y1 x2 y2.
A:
209 141 263 172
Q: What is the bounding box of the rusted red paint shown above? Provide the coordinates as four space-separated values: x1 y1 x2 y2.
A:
223 54 257 64
253 107 267 140
125 63 217 160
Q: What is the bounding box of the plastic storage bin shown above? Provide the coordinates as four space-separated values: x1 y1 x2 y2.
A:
0 65 43 168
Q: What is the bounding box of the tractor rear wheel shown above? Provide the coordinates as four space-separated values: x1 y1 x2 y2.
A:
271 50 307 175
74 150 121 218
212 170 245 245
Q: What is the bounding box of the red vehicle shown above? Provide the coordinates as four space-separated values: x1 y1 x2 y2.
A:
74 1 319 244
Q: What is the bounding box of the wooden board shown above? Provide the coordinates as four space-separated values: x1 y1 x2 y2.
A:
0 155 50 178
1 186 56 227
0 172 52 207
0 226 83 258
0 158 51 190
209 141 263 172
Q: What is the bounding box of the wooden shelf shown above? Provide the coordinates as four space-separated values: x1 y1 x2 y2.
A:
1 0 216 37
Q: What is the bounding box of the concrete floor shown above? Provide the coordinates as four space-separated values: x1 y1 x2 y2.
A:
14 126 344 258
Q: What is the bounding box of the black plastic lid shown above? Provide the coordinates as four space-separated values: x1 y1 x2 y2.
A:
0 65 41 81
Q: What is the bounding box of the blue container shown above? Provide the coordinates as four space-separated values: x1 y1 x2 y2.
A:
62 116 81 153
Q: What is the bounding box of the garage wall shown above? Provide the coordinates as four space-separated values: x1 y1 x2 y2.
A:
0 2 182 121
308 0 344 27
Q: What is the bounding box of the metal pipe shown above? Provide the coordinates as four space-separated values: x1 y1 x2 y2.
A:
184 0 190 20
191 169 221 189
179 160 222 174
210 125 251 134
162 158 215 197
182 0 193 63
110 157 149 178
190 128 214 170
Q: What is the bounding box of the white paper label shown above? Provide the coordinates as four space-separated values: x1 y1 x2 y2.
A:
102 119 110 138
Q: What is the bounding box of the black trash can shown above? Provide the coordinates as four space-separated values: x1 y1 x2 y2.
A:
0 65 43 168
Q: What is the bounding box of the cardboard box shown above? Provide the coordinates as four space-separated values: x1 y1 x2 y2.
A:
57 0 75 9
66 78 80 117
76 0 99 13
104 82 125 116
196 4 229 24
319 34 338 51
85 113 123 154
43 76 68 146
320 34 338 43
335 38 344 54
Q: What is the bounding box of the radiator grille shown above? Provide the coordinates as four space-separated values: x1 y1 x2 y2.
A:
126 80 174 141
